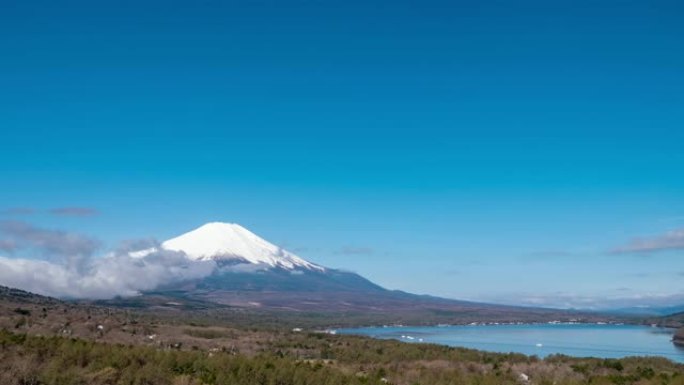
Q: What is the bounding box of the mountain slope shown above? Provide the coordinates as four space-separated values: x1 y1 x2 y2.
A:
132 222 390 304
120 223 610 322
0 285 61 306
652 310 684 328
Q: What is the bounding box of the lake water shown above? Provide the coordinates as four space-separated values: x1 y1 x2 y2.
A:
338 324 684 363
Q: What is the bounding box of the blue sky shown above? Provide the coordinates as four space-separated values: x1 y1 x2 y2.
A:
1 0 683 308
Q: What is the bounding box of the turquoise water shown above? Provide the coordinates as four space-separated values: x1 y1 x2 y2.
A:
338 324 684 363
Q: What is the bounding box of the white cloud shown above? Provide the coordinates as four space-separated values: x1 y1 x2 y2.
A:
334 246 374 255
474 291 684 311
0 221 217 299
612 228 684 254
0 249 216 299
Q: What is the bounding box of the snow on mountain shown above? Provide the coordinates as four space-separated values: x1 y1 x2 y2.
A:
138 222 324 271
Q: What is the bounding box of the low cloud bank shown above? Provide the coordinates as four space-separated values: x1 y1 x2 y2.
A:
476 292 684 311
612 228 684 254
49 207 100 217
334 246 374 255
0 221 216 299
0 207 100 217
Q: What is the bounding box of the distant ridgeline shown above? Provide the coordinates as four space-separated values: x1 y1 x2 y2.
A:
0 285 61 305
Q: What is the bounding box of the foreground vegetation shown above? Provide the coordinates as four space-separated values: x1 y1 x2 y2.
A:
1 286 683 385
1 328 683 385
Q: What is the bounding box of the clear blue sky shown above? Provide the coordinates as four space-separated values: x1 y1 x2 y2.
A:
1 0 683 308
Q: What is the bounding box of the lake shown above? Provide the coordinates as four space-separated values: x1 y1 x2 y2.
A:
338 323 684 363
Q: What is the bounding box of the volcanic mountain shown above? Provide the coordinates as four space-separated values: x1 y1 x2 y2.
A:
127 222 394 308
135 222 325 271
123 222 593 322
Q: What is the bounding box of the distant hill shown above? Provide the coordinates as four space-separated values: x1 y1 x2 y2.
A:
608 305 684 317
0 285 61 305
653 311 684 328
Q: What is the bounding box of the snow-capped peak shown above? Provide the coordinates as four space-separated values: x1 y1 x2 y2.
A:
158 222 324 271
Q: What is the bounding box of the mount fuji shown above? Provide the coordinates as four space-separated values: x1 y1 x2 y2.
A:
127 222 396 310
117 222 581 321
133 222 324 271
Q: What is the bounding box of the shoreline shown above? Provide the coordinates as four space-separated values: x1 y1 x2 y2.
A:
331 320 678 331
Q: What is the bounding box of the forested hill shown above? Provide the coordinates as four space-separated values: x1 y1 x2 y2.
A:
0 285 61 305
